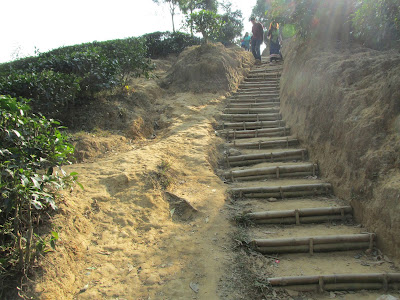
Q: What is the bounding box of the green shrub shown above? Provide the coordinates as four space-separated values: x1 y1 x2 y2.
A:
186 10 223 44
0 70 81 110
0 37 154 112
0 95 77 277
142 31 202 58
352 0 400 48
215 4 244 45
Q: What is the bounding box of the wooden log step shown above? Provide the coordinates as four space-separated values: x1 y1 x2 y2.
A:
230 182 332 198
219 127 289 139
223 107 280 114
229 96 280 102
226 149 306 167
228 137 298 149
235 87 279 92
219 120 285 130
221 113 281 122
223 163 318 182
242 76 279 86
268 273 400 292
226 102 279 108
233 92 280 98
239 84 279 90
243 75 279 79
245 206 353 225
253 233 375 254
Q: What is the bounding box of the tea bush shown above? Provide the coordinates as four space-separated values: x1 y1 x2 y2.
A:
0 95 77 279
142 31 202 58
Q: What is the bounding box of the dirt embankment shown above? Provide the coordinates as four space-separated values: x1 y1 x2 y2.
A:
31 43 254 299
280 38 400 261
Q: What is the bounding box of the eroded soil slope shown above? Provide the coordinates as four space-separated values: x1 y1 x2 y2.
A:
33 44 254 299
280 39 400 261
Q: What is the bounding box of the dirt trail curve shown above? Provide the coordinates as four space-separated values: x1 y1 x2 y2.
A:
219 58 400 300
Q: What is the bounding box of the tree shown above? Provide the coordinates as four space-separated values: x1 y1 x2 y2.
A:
186 10 223 43
153 0 183 32
252 0 271 24
179 0 219 35
216 3 244 45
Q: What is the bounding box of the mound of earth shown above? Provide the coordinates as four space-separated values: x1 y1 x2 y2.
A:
161 43 254 93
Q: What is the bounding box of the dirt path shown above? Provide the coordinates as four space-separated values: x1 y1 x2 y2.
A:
34 90 241 299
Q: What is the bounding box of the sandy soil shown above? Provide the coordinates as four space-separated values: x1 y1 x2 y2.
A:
32 44 255 299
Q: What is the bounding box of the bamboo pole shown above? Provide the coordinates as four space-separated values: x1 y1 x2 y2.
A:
276 283 400 292
230 138 298 149
228 99 280 105
252 214 353 225
247 206 352 220
255 242 371 254
254 233 374 247
219 120 285 130
268 273 400 287
221 113 282 122
226 102 278 108
223 164 317 179
227 149 306 163
229 90 279 101
228 156 305 167
223 107 280 114
220 127 289 139
230 183 332 198
228 171 314 182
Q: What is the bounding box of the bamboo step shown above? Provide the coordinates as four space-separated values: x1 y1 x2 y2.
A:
219 127 290 139
226 102 279 108
232 92 279 98
245 206 353 225
230 182 332 198
219 120 285 130
221 113 281 122
226 149 307 167
223 163 318 182
228 96 280 102
252 233 375 254
267 273 400 292
223 107 280 114
227 137 298 149
248 72 282 78
238 84 279 90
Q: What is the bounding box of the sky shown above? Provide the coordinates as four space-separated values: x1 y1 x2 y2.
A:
0 0 257 63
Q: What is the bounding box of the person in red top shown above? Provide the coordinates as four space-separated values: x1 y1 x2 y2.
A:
250 16 264 64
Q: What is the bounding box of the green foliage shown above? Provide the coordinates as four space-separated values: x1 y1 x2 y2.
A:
0 95 77 276
352 0 400 48
0 37 154 115
142 31 202 58
186 10 223 43
215 3 244 45
261 0 400 47
0 70 81 111
251 0 271 24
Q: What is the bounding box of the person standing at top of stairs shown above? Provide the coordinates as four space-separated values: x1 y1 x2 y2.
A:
250 16 264 65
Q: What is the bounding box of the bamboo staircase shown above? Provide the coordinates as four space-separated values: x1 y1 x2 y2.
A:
218 60 400 295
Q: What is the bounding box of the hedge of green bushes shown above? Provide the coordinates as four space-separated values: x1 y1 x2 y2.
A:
0 32 201 115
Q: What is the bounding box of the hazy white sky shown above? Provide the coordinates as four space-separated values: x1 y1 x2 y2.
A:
0 0 256 63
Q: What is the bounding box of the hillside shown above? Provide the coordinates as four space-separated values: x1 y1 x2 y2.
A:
9 40 400 299
30 43 255 299
280 39 400 260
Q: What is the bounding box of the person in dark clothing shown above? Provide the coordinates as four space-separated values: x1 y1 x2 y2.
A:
250 17 263 64
267 21 283 63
